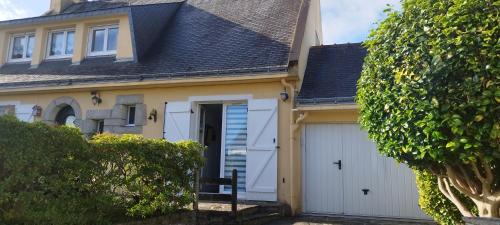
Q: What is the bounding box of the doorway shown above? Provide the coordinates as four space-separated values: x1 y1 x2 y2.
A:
199 104 223 193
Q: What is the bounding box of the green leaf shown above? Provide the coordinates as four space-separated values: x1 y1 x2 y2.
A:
474 115 484 122
446 142 456 149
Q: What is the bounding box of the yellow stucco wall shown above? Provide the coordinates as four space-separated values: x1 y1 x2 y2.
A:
0 78 300 208
0 14 133 66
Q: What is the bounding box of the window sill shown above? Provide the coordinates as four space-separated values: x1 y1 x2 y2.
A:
7 59 31 64
87 52 117 57
46 55 72 61
124 124 136 127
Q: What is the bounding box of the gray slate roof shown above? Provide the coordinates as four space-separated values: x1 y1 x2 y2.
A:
297 43 367 105
0 0 304 89
46 0 183 15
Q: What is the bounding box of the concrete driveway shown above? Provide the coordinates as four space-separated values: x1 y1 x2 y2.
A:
265 216 436 225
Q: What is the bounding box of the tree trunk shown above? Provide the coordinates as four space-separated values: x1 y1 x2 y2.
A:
435 160 500 218
474 200 499 218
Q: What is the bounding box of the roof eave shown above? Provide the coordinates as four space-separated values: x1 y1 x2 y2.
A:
0 71 292 95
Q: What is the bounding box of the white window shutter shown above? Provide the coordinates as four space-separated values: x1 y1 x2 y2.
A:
246 98 278 201
163 101 192 142
15 104 34 122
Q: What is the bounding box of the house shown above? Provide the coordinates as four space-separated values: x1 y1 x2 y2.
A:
0 0 429 220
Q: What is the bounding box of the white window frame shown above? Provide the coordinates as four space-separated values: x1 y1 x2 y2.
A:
46 29 75 59
7 32 35 63
126 105 136 126
87 25 119 57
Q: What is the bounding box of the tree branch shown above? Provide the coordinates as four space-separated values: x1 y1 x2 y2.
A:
471 160 487 183
458 164 479 195
478 155 494 183
471 159 493 196
438 176 475 217
446 166 482 200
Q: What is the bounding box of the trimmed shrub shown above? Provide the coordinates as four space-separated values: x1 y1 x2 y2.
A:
89 134 205 218
0 116 205 224
415 169 477 225
0 115 113 225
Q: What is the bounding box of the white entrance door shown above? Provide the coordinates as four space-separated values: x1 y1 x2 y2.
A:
303 124 428 219
246 99 278 201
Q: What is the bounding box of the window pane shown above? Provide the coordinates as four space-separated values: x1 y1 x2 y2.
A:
91 29 105 52
107 28 118 51
128 106 136 125
65 31 75 55
26 35 35 58
223 104 248 192
11 36 25 59
50 32 64 56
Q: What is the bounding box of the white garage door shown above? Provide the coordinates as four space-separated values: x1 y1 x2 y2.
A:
303 124 428 219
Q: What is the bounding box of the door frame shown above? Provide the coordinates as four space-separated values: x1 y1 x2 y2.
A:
189 95 253 199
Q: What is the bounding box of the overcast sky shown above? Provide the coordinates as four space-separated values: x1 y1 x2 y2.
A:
0 0 401 44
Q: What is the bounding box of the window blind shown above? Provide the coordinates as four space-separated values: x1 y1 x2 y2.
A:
223 104 248 192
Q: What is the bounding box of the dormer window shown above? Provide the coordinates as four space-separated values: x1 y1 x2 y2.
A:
47 29 75 59
88 25 118 56
8 33 35 62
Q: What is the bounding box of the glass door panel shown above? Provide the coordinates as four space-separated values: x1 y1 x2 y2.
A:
222 104 248 192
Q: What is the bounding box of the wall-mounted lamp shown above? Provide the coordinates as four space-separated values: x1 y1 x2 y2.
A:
91 91 102 106
32 105 42 117
280 88 289 102
148 109 158 123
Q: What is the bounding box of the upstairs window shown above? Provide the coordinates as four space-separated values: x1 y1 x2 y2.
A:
47 30 75 59
88 25 118 56
9 33 35 62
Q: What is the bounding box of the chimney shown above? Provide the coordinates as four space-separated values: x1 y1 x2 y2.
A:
50 0 86 14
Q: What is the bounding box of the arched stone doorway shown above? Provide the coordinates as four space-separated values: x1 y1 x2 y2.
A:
55 105 77 127
43 97 82 128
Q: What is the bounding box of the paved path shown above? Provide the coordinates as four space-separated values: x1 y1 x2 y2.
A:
265 216 436 225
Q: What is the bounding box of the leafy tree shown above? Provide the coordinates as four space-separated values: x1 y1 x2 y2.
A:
357 0 499 218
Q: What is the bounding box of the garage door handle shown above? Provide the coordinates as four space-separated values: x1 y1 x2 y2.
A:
333 160 342 170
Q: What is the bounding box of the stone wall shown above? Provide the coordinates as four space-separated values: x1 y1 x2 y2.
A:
82 94 147 135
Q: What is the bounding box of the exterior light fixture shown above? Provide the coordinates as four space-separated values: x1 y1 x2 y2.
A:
32 105 42 117
148 109 158 122
280 88 289 102
91 91 102 105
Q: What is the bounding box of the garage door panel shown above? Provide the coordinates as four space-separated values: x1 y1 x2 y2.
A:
303 124 428 219
304 124 343 214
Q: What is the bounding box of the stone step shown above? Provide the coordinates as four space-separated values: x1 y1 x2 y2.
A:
236 212 282 225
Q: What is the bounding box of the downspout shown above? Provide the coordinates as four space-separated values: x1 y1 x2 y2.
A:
281 78 308 215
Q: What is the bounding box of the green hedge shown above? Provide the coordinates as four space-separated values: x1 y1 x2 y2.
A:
0 115 111 225
90 134 205 218
415 170 477 225
0 116 204 224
